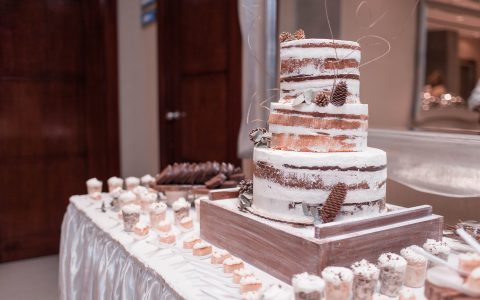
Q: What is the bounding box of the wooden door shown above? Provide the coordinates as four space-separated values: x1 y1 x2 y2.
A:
157 0 242 167
0 0 119 262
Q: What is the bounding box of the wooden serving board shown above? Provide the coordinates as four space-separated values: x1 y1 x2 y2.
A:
200 199 443 283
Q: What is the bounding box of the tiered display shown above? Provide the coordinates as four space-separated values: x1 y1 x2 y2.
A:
251 34 387 224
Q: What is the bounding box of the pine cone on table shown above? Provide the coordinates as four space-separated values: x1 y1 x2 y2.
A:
330 81 348 106
321 183 347 223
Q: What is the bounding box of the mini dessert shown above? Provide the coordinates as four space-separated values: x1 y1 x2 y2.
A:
107 176 123 192
149 202 167 227
119 191 137 207
159 231 176 244
156 219 171 232
86 178 102 195
378 253 407 297
233 268 254 284
133 222 149 236
351 259 379 300
109 187 124 210
291 272 325 300
121 204 141 232
211 249 231 264
223 257 245 273
458 252 480 274
240 275 262 293
179 216 194 231
400 246 428 288
192 241 212 256
321 267 353 300
89 191 101 200
141 174 155 187
125 176 140 190
423 239 450 266
260 284 292 300
132 186 149 203
140 192 157 211
183 235 201 249
466 267 480 291
398 287 416 300
172 197 191 224
242 291 259 300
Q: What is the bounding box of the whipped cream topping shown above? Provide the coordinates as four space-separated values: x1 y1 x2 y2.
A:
378 253 407 271
261 284 291 300
132 186 148 195
150 202 167 213
193 241 210 250
184 235 200 243
172 197 190 211
351 259 380 279
86 178 102 187
234 268 254 277
108 176 123 185
122 204 141 214
142 192 158 202
141 174 155 184
212 249 229 256
401 246 427 265
240 275 261 285
157 219 170 227
125 177 140 185
224 257 243 266
292 272 325 293
423 239 450 256
321 267 353 285
119 191 136 202
110 187 124 197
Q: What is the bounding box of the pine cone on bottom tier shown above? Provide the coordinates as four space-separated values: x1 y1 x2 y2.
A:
321 183 347 223
314 93 329 107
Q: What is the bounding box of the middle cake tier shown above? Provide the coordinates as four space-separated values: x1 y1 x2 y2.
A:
252 147 387 224
269 102 368 152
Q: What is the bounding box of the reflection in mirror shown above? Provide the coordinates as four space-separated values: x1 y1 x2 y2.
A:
415 0 480 133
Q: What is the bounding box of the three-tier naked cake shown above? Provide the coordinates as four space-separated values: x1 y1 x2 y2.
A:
250 32 387 224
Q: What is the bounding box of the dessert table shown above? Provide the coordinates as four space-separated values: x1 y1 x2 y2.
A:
59 194 286 300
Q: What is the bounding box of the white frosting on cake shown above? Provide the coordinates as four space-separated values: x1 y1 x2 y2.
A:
292 272 325 293
224 257 243 266
141 174 155 184
252 147 386 222
423 239 450 256
172 197 190 211
86 178 102 187
351 259 380 279
150 202 167 213
234 268 254 277
119 191 136 203
107 176 123 185
321 267 353 285
378 253 407 271
122 204 141 214
193 241 210 250
401 246 427 265
240 275 261 285
125 177 140 185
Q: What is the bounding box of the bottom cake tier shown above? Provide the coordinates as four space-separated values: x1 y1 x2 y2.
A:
252 147 387 224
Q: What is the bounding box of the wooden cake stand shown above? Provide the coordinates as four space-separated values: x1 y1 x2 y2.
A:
200 190 443 283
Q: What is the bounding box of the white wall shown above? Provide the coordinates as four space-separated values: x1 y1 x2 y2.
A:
117 1 159 177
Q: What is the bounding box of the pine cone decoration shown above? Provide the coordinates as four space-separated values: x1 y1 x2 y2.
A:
330 81 348 106
321 183 347 223
314 93 329 107
238 179 253 195
279 31 293 43
293 29 305 40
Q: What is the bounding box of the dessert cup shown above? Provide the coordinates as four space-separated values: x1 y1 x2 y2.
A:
140 192 157 212
400 246 428 288
119 191 137 208
351 259 379 300
321 267 353 300
149 202 167 227
378 253 407 297
122 204 141 232
86 178 102 195
179 216 194 231
423 239 450 267
107 176 123 192
125 177 140 190
172 197 191 224
292 272 325 300
141 174 155 187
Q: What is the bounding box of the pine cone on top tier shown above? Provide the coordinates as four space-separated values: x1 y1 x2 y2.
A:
330 81 348 106
279 32 294 43
314 93 329 107
293 29 305 40
321 183 347 223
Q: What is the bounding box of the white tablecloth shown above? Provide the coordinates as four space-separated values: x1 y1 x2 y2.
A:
59 195 285 300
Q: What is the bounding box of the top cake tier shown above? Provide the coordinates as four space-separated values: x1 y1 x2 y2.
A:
280 39 361 104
